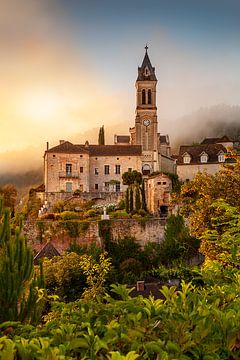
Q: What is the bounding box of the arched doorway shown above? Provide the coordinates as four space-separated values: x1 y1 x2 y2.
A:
142 164 151 175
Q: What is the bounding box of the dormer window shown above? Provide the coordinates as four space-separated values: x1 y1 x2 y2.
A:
218 151 225 163
183 153 191 164
200 152 208 163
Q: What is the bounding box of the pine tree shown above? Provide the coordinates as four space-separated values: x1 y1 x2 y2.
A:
0 199 45 324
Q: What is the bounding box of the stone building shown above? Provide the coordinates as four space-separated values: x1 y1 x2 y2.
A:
44 47 175 198
177 136 234 181
146 173 172 216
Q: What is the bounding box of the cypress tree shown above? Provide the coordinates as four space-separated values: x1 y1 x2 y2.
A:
141 179 147 211
0 199 45 324
129 187 134 213
135 185 141 211
98 125 105 145
125 188 130 213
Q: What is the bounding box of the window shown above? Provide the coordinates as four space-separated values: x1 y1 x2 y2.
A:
218 154 225 162
115 182 120 192
115 165 121 174
157 182 161 185
104 165 110 175
66 182 72 192
66 163 72 176
95 168 99 175
163 181 167 185
95 184 98 190
53 155 55 158
80 167 83 173
200 154 208 163
147 89 151 104
142 89 146 104
128 168 132 172
183 155 191 164
80 155 83 158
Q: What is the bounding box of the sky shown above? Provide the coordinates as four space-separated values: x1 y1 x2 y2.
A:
0 0 240 160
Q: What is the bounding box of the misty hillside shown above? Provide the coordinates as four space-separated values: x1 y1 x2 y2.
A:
170 104 240 152
0 168 43 199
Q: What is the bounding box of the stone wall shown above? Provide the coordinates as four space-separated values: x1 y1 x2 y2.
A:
24 218 166 254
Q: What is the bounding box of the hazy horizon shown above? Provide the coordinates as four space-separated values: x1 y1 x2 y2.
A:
1 0 240 171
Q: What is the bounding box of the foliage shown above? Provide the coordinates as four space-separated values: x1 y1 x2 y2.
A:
135 185 141 211
79 251 111 300
110 210 130 219
98 125 105 145
0 201 45 324
43 252 86 302
0 184 17 215
2 276 240 359
125 188 129 213
129 187 133 213
51 201 64 213
25 188 42 219
84 209 98 218
59 211 80 220
163 172 181 193
177 157 240 238
67 241 102 260
160 214 199 266
200 200 240 269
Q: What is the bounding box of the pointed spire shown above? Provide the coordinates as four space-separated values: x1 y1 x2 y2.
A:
137 45 157 81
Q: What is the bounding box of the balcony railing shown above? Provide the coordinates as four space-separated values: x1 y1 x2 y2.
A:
59 171 79 178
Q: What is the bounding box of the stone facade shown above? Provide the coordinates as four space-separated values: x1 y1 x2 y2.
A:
176 136 234 181
25 218 166 254
146 173 172 216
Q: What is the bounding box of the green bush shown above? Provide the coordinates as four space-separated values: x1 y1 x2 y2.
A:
117 199 125 210
84 209 97 218
60 211 80 220
111 210 130 219
51 201 64 213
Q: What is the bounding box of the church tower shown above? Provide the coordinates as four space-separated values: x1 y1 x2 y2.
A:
130 46 160 174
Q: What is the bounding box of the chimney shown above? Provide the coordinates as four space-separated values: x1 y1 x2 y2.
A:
46 142 49 150
136 281 145 292
85 140 89 147
59 140 65 145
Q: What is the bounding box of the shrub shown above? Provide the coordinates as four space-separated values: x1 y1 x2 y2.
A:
52 201 64 213
84 209 97 218
111 210 130 219
60 211 79 220
117 199 125 210
138 209 148 217
132 213 142 219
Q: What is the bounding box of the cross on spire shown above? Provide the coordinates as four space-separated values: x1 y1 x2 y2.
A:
145 44 148 52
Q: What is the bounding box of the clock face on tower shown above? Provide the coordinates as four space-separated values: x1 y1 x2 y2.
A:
143 119 151 127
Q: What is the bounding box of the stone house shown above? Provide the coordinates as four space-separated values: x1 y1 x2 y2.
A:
146 173 172 216
177 136 234 181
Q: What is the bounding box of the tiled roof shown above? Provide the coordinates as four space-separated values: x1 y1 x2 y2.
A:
201 135 232 145
46 141 89 154
46 141 142 156
34 242 60 264
177 143 228 165
88 145 142 156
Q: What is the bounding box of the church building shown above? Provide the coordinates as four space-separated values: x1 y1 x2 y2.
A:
44 47 175 196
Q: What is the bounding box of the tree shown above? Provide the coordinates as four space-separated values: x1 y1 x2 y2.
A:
135 185 141 211
125 188 130 213
159 214 199 265
98 125 105 145
0 198 45 324
129 187 133 213
0 184 17 216
178 156 240 238
200 199 240 269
